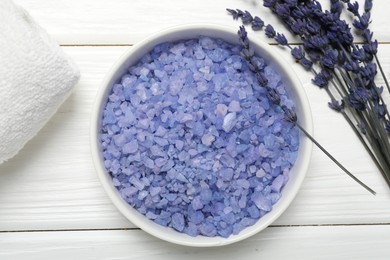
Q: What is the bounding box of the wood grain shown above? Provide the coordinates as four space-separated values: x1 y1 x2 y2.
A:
2 1 390 257
0 45 389 232
13 0 390 45
1 226 390 259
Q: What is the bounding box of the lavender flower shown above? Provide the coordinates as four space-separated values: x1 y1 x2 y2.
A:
267 87 281 105
347 88 369 111
299 58 313 70
364 0 373 13
360 63 377 84
275 3 290 20
363 40 378 56
242 10 254 24
252 16 265 30
331 0 343 17
291 46 305 60
353 12 371 31
347 1 360 16
275 33 288 46
291 19 306 35
263 0 277 8
312 72 329 88
321 49 338 69
282 106 297 123
343 60 360 73
264 24 276 38
284 0 298 8
351 46 368 62
328 99 344 112
226 8 242 20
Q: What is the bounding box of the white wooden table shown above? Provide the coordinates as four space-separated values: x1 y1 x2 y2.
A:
2 0 390 259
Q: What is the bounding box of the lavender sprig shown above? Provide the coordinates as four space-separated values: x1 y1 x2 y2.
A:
236 25 376 195
230 6 384 183
236 0 390 189
344 0 390 96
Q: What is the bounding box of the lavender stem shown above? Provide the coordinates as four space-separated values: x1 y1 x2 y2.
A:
294 121 376 195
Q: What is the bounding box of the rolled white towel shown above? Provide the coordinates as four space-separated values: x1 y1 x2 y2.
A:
0 0 80 163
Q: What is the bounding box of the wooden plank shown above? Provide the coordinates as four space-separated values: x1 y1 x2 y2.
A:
1 226 390 259
13 0 390 45
0 45 390 231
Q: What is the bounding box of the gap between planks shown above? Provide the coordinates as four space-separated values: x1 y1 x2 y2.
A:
60 42 390 47
2 223 390 234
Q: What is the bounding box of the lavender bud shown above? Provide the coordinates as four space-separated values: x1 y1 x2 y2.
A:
236 9 245 17
362 29 373 42
309 1 323 11
363 40 378 56
275 33 288 46
282 106 297 123
351 46 368 62
347 1 360 16
265 24 276 38
291 46 305 60
364 0 373 13
305 20 321 35
266 87 281 105
312 73 329 88
343 60 360 73
238 26 248 42
263 0 277 8
275 4 290 19
331 1 343 17
306 35 329 50
284 0 298 7
347 88 369 111
306 49 322 62
291 19 306 35
353 12 371 31
226 8 240 20
328 99 344 112
360 63 377 82
291 7 305 19
299 58 313 70
242 10 254 24
321 49 338 69
252 16 265 31
326 31 338 43
339 30 354 45
317 11 336 26
241 48 255 60
255 72 268 87
321 69 333 81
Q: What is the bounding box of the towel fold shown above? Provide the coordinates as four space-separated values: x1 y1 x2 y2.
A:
0 0 80 164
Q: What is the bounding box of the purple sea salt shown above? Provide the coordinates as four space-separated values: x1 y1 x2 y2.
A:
222 112 237 133
100 36 300 238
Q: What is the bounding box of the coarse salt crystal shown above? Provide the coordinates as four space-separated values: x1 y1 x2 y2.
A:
100 36 299 239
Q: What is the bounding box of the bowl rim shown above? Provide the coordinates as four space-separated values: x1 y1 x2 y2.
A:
90 23 313 247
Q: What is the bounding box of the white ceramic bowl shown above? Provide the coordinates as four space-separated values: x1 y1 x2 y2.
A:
90 24 313 247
